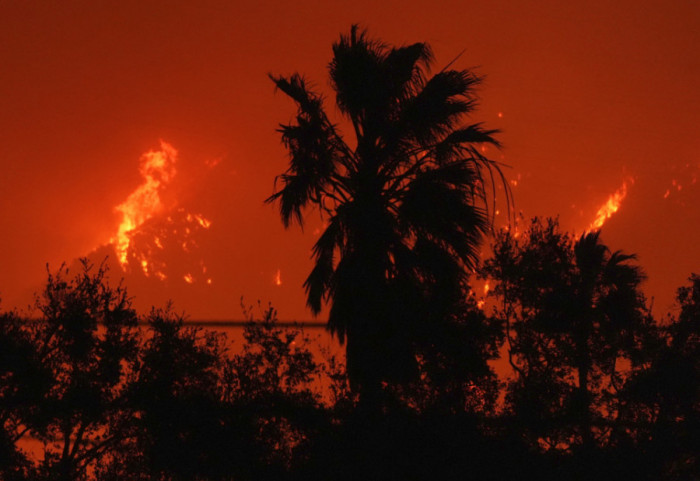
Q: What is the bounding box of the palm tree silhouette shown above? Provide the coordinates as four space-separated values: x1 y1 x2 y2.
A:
566 231 648 452
268 26 506 406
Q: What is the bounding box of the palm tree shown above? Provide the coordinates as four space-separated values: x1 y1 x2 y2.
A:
566 231 648 452
268 26 506 405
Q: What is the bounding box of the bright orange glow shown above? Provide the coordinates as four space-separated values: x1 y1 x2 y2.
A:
275 268 282 286
125 208 212 283
192 214 212 229
587 177 633 232
106 144 214 285
112 141 177 269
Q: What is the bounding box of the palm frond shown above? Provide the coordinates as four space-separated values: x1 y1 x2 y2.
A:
330 26 386 120
267 75 346 227
382 42 433 102
304 216 345 314
435 124 502 160
398 69 482 145
400 173 487 269
269 73 322 112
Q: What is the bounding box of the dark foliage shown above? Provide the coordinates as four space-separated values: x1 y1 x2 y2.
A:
267 26 508 404
1 236 700 480
27 260 138 481
482 218 655 451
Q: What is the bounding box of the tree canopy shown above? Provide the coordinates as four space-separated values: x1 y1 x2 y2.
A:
268 25 507 399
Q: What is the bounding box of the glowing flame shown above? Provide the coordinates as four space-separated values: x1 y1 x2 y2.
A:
192 214 211 229
274 269 282 286
587 177 633 232
124 208 212 282
106 142 214 285
113 141 177 267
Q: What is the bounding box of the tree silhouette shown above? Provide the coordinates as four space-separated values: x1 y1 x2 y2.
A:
483 218 653 458
121 308 227 481
0 309 51 481
27 260 139 481
482 218 577 448
566 228 651 454
268 25 506 407
98 304 327 481
221 304 325 475
622 274 700 478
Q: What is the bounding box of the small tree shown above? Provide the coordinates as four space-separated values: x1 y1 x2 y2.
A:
28 260 139 481
0 309 51 481
482 218 653 453
221 303 324 474
120 308 226 481
623 274 700 478
103 303 326 481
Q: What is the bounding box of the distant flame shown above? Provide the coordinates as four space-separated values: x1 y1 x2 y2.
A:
190 214 211 229
124 207 212 283
113 141 177 268
107 142 214 285
274 269 282 286
587 177 633 232
662 161 699 201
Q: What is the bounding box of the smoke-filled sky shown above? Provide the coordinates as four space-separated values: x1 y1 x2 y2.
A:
1 0 698 320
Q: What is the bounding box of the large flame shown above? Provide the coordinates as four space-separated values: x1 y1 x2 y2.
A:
113 141 177 267
587 177 633 232
107 141 214 285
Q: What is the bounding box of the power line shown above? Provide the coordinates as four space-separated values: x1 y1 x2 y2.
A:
17 318 329 329
169 319 328 328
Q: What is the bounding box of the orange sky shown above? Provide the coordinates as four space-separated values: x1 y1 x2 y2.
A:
1 0 699 321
